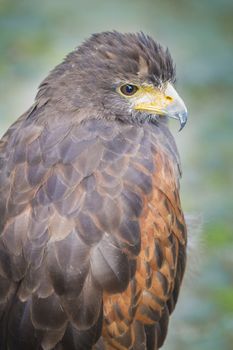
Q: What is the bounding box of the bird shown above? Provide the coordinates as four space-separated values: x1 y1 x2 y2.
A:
0 31 188 350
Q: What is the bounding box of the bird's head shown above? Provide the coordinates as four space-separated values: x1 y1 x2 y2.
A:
39 31 187 130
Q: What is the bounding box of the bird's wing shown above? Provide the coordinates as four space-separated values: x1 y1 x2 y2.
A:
0 112 186 350
100 127 186 350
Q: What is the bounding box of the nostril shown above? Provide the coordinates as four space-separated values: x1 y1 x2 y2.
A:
165 96 173 101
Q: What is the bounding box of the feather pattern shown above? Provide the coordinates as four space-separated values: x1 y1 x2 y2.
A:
0 114 186 350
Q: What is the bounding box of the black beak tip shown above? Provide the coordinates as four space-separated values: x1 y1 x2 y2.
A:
178 112 188 132
178 121 187 132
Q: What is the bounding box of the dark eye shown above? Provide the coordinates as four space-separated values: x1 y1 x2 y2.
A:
120 84 138 96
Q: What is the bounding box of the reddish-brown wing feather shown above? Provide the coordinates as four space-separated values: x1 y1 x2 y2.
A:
98 136 186 350
0 110 186 350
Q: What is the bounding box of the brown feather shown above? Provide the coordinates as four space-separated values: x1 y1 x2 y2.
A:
0 31 186 350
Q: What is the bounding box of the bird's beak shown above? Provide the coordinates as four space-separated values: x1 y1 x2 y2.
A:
134 83 188 131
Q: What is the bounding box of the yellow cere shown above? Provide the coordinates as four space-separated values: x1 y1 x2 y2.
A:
132 84 174 115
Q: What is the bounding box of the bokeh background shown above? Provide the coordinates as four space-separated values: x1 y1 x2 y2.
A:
0 0 233 349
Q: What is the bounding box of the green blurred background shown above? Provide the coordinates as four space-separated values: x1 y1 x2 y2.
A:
0 0 233 348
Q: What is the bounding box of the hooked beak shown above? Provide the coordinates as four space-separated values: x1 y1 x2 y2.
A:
134 83 188 131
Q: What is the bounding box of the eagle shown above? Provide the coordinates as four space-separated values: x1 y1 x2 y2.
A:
0 31 188 350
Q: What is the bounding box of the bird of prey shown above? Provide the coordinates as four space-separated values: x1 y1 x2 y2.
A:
0 31 188 350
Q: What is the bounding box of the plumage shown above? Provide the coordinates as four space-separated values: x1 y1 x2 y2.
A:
0 31 187 349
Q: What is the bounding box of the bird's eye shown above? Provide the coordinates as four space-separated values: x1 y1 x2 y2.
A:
120 84 138 96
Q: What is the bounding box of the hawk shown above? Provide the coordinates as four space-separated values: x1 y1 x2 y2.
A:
0 31 188 350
